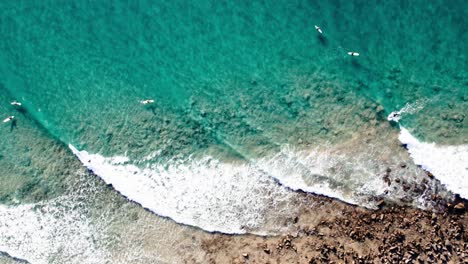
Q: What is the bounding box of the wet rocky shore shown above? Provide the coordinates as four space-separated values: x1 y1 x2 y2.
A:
197 195 467 264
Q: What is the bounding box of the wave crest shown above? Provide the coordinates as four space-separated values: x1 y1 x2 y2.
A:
69 145 299 235
399 127 468 198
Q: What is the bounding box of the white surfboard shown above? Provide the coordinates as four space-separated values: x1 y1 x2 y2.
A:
347 52 359 56
314 25 322 34
3 116 14 123
140 99 154 105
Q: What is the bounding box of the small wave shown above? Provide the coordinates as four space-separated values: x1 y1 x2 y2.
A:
388 99 430 122
260 140 445 210
257 146 387 208
399 99 430 115
398 127 468 198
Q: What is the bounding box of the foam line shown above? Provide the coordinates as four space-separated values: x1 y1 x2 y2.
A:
69 145 297 235
399 127 468 198
69 142 406 235
70 126 460 235
257 146 388 208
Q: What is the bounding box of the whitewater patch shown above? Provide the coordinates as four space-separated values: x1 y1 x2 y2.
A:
260 140 446 210
70 133 441 235
69 145 299 235
0 194 106 264
399 127 468 198
388 99 430 122
258 145 388 208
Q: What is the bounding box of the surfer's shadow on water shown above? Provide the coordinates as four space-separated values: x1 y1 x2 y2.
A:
317 35 328 46
349 58 363 69
10 119 17 132
147 105 157 115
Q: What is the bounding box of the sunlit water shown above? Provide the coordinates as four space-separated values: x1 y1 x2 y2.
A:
0 0 466 262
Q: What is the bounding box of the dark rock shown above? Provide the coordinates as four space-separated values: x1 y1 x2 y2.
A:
445 240 452 249
454 203 465 210
377 199 385 208
383 176 391 186
403 184 410 192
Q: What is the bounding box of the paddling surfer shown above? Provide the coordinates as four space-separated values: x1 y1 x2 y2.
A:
347 51 359 56
387 111 401 122
140 99 154 105
3 116 14 123
314 25 323 34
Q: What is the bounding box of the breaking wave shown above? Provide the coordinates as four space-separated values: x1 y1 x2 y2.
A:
399 127 468 198
69 145 299 235
69 131 446 234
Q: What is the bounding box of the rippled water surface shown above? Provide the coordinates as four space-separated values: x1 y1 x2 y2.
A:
0 0 466 262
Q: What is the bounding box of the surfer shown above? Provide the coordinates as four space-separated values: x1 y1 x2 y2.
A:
10 101 22 106
387 111 401 122
314 25 323 34
347 51 360 56
140 99 154 105
3 116 14 123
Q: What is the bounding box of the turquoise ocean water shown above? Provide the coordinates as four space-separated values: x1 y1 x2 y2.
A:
0 0 467 260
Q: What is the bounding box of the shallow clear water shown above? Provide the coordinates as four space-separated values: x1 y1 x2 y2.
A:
0 0 466 240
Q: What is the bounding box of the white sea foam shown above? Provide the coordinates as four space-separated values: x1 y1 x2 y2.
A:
388 100 468 198
388 99 429 122
256 145 388 208
69 145 298 235
399 127 468 198
399 99 429 115
70 139 416 235
0 194 106 264
0 171 189 264
70 133 449 234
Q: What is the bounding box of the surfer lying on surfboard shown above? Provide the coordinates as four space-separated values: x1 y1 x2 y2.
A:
140 99 154 105
347 51 359 56
3 116 14 123
387 111 401 122
314 25 323 34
